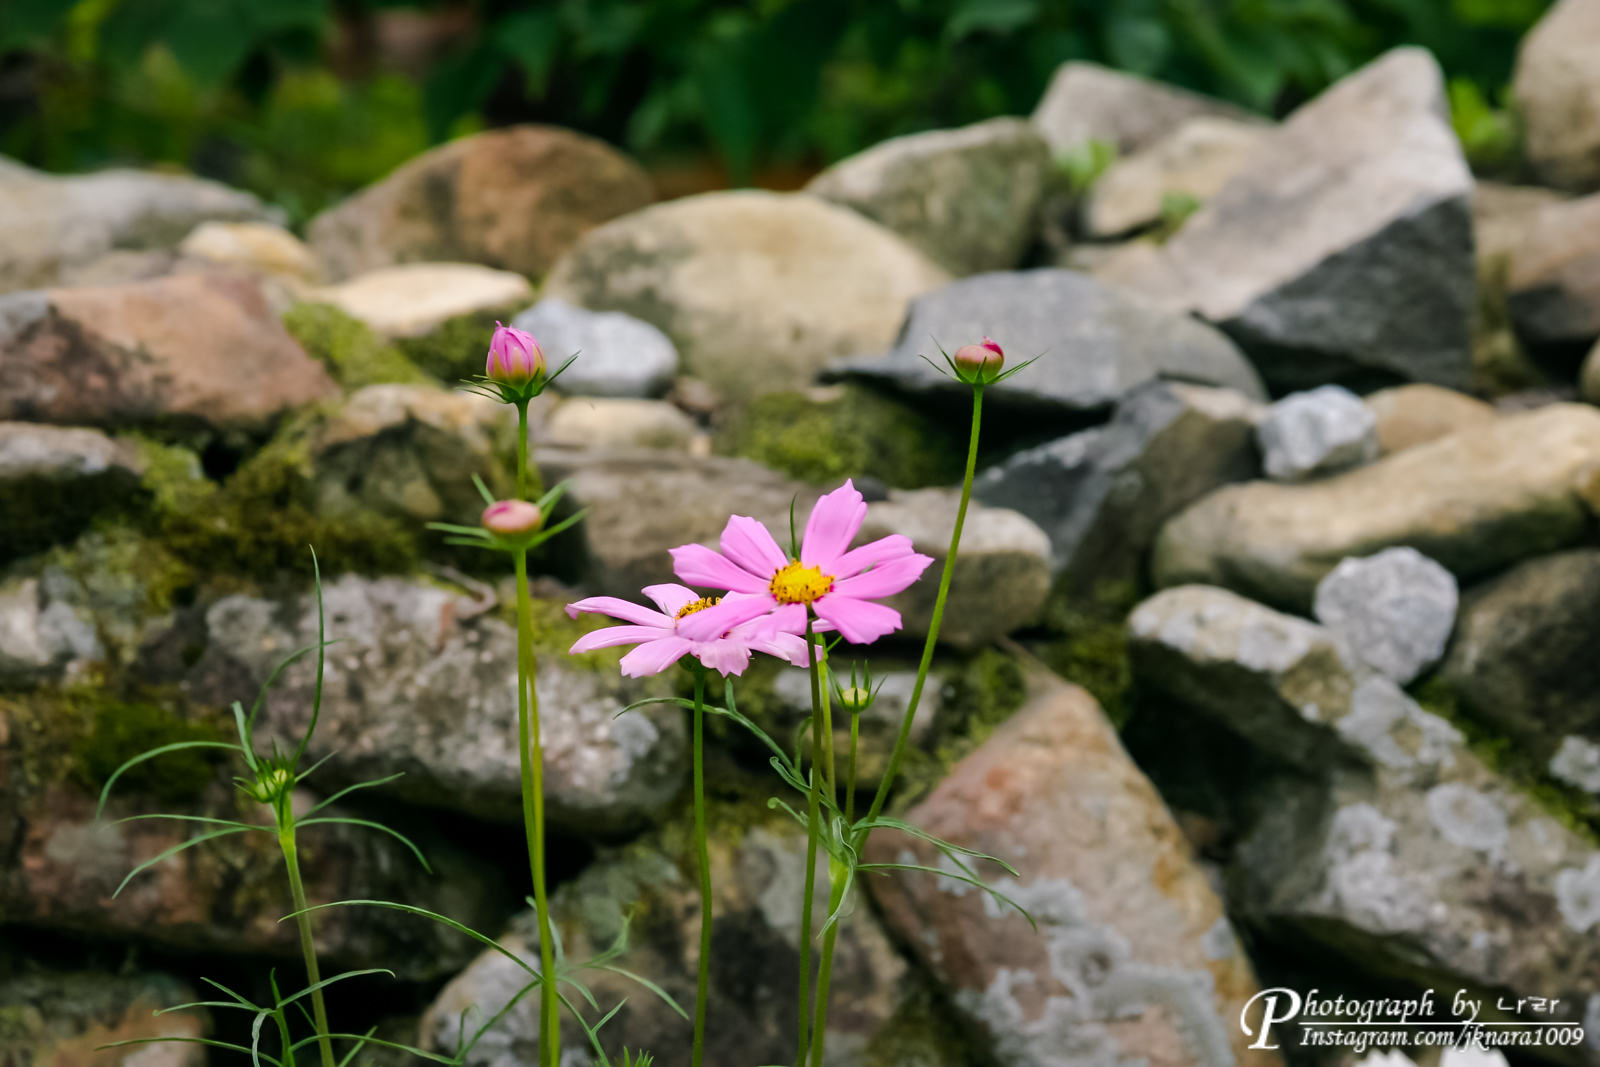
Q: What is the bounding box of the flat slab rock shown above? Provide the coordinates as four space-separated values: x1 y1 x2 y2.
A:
1129 584 1600 1029
866 666 1276 1067
179 574 686 837
311 262 533 338
828 269 1265 417
0 274 337 431
544 190 950 407
1031 61 1262 157
1152 403 1600 611
1100 48 1476 393
0 422 147 561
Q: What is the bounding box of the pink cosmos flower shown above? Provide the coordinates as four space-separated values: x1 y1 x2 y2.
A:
486 322 546 386
667 480 935 646
565 584 813 678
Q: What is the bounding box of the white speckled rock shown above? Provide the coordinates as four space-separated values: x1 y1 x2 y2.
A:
312 262 533 338
1129 583 1600 1020
511 297 678 398
0 576 101 687
181 575 686 836
805 117 1051 276
866 664 1275 1067
0 422 147 560
1257 385 1379 482
1313 547 1458 684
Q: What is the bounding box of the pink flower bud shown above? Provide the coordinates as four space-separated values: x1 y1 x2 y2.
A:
486 322 546 386
953 336 1004 375
483 499 542 535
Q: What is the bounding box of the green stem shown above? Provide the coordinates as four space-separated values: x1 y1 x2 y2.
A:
514 548 559 1067
845 713 859 825
859 384 983 838
516 400 529 501
796 617 824 1067
807 870 849 1067
691 666 712 1067
278 820 334 1067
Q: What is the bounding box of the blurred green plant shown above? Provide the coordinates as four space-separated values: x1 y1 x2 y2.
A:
0 0 1553 217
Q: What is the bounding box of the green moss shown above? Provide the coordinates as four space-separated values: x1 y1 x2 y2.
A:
1035 580 1138 726
283 302 432 390
149 425 419 581
394 306 525 384
72 696 220 804
1411 675 1600 843
894 648 1028 807
716 384 963 489
862 973 982 1067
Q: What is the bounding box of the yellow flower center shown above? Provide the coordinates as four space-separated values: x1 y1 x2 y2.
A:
674 596 722 620
770 560 834 605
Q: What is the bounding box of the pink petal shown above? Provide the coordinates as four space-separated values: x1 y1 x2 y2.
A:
642 584 702 617
720 515 789 577
813 595 903 645
569 624 673 655
692 638 752 677
749 631 815 667
669 543 769 594
830 553 936 601
675 594 777 641
830 534 916 579
800 481 867 571
565 596 673 628
758 603 810 637
619 636 693 677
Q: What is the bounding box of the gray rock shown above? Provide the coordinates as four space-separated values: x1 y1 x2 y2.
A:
827 269 1265 417
1100 48 1477 393
805 117 1051 276
1500 192 1600 348
1129 584 1600 1022
1083 116 1269 239
1257 385 1379 482
421 820 912 1067
0 575 102 687
182 574 687 836
1030 61 1262 157
866 664 1275 1067
0 969 205 1067
1550 735 1600 793
511 297 679 398
1152 403 1600 611
0 157 277 294
857 488 1052 649
543 191 949 407
1313 547 1459 684
0 422 146 561
1441 549 1600 766
1513 0 1600 192
973 381 1262 597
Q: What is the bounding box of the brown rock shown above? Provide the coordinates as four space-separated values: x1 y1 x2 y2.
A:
865 667 1275 1067
309 125 654 281
0 274 338 431
1500 192 1600 347
1363 383 1499 455
1513 0 1600 192
0 970 205 1067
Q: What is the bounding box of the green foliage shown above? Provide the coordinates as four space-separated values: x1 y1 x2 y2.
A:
72 693 220 803
282 302 431 391
145 427 419 581
1057 138 1117 195
1 0 1552 212
1448 75 1520 171
717 384 962 489
394 307 519 385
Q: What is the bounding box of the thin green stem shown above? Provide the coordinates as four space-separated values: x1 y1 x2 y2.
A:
807 868 849 1067
516 400 529 501
859 385 983 839
514 548 558 1067
278 821 334 1067
691 666 712 1067
845 713 859 825
796 617 824 1067
273 1004 298 1067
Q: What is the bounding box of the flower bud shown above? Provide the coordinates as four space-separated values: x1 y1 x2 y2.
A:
953 336 1004 377
246 766 293 805
486 322 546 386
483 499 543 536
839 686 873 713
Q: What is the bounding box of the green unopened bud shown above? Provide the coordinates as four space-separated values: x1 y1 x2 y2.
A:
247 766 294 804
839 686 873 714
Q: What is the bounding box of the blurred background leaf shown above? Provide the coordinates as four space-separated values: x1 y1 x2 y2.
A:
0 0 1551 226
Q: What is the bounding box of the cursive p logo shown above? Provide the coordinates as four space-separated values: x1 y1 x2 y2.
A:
1241 987 1304 1050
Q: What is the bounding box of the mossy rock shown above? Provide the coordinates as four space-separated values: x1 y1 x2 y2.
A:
283 302 433 390
892 647 1029 807
394 305 526 384
1034 579 1138 726
716 383 963 488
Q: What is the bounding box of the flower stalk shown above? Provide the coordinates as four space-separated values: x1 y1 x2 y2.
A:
796 616 825 1067
277 819 335 1067
690 665 713 1067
